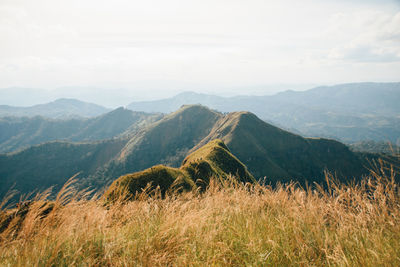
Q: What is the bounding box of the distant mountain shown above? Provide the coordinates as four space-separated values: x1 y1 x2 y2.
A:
67 108 163 142
0 98 110 119
271 82 400 116
127 83 400 143
0 105 375 200
0 108 163 153
127 92 226 114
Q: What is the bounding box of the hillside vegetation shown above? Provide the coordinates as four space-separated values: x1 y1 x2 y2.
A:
0 166 399 266
98 105 369 187
104 139 254 201
94 105 223 184
0 139 129 199
0 108 162 153
191 109 366 183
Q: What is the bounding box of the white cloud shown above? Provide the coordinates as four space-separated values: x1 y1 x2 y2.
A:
0 0 399 97
328 11 400 62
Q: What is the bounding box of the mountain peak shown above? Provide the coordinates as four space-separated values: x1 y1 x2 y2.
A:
227 111 257 120
181 138 254 184
52 98 83 104
117 103 223 172
167 104 221 120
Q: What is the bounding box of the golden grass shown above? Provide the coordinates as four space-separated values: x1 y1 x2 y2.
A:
0 166 399 266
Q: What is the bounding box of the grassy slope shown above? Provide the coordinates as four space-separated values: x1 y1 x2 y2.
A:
104 165 192 201
113 105 222 176
181 139 255 184
104 139 254 200
0 169 399 266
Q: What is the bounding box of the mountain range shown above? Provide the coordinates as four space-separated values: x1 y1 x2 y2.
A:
127 82 400 144
0 98 110 119
1 83 399 145
0 105 374 200
0 108 163 153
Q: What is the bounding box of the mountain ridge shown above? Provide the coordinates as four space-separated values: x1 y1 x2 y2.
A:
0 98 110 119
127 82 400 143
192 110 365 182
0 104 375 200
87 105 369 190
0 108 163 153
104 139 254 201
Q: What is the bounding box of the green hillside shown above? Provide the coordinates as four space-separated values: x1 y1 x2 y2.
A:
104 139 254 200
181 139 254 185
104 165 191 201
97 105 369 190
0 139 128 199
0 104 374 200
112 105 222 176
0 108 162 153
191 111 367 184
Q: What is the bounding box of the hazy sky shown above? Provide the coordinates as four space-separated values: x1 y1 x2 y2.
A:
1 0 400 105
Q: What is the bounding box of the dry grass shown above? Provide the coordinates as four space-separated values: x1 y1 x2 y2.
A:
0 166 399 266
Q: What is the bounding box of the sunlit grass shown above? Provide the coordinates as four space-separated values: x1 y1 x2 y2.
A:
0 166 399 266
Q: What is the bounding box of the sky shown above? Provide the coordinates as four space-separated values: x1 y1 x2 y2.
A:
1 0 400 106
